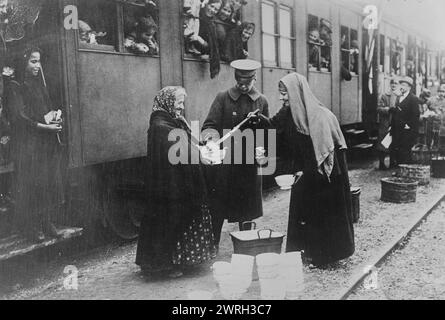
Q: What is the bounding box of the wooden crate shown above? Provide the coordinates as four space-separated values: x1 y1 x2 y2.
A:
398 164 431 185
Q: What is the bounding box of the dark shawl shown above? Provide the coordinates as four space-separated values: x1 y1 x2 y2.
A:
222 25 248 63
136 110 208 269
198 10 220 78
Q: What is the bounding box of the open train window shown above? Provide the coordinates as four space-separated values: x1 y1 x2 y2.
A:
182 0 253 64
78 0 118 51
340 26 359 75
77 0 159 56
123 1 159 56
261 1 295 68
307 14 331 72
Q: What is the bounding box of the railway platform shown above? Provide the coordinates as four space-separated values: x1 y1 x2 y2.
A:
0 160 444 300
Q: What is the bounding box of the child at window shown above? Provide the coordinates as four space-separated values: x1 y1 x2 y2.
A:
136 15 159 56
308 29 320 69
78 20 107 45
222 21 254 62
184 0 203 55
215 0 234 55
230 0 247 26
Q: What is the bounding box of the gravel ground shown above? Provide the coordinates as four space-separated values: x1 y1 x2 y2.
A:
1 160 445 300
348 201 445 300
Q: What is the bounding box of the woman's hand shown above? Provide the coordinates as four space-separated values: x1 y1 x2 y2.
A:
38 123 62 132
255 147 268 166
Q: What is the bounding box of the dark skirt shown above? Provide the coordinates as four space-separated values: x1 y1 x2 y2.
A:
136 204 216 272
13 131 64 235
286 150 355 265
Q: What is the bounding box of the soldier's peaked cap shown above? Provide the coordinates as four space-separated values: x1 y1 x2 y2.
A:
231 59 262 78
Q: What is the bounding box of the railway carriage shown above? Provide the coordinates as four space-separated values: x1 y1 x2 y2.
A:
0 0 443 241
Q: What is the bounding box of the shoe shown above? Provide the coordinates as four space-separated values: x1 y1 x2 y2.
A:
167 269 184 279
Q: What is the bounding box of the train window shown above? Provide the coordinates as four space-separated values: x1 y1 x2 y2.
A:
183 0 253 64
379 35 385 72
123 1 159 56
340 26 350 72
78 0 118 51
278 5 295 68
350 29 359 75
261 1 295 68
261 1 277 66
307 14 331 72
340 26 359 75
390 39 402 75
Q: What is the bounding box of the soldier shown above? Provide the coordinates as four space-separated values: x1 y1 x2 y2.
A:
202 59 269 246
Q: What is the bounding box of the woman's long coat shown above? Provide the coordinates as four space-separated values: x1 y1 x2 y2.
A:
202 87 269 223
136 110 208 270
269 105 355 265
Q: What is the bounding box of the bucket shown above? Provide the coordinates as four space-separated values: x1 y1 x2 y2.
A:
381 177 418 203
230 223 284 257
431 157 445 178
350 187 361 223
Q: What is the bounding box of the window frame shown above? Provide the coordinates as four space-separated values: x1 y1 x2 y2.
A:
76 0 160 58
306 14 331 73
261 0 296 69
340 26 359 76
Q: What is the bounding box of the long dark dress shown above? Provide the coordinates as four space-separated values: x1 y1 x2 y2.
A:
4 77 64 235
136 111 216 271
269 105 355 265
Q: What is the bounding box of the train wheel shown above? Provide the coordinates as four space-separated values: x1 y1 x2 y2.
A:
102 183 145 240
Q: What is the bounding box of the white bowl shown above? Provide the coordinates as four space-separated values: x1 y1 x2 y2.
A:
274 175 296 190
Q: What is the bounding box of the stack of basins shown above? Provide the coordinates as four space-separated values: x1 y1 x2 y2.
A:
212 255 254 300
256 253 286 300
279 252 305 299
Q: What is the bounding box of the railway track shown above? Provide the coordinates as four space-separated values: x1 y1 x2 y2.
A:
337 193 445 300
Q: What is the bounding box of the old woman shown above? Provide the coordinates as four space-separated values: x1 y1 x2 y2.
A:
136 86 216 278
263 73 354 267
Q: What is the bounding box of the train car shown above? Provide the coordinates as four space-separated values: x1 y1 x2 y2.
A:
0 0 443 242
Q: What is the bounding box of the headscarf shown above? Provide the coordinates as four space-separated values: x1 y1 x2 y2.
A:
280 73 347 179
152 86 181 117
152 86 191 130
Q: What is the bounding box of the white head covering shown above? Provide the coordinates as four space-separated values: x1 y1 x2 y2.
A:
280 73 347 179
